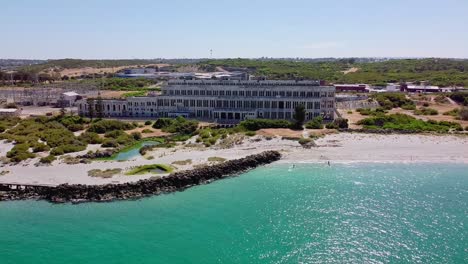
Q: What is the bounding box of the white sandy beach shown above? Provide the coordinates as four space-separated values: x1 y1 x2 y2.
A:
0 133 467 186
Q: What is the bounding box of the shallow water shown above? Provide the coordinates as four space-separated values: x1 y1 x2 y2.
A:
112 141 159 161
0 163 466 263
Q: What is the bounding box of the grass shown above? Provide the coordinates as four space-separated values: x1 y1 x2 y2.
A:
125 164 173 175
88 168 122 178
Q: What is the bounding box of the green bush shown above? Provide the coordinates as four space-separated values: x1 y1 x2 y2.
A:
101 139 119 148
144 120 153 126
78 132 103 144
40 155 56 164
245 131 256 136
372 93 415 110
325 118 349 129
87 120 135 133
32 143 50 153
7 143 35 162
66 123 84 132
414 107 438 116
131 132 142 140
357 113 462 132
152 118 174 129
50 144 86 156
239 119 293 131
104 130 125 138
305 117 323 129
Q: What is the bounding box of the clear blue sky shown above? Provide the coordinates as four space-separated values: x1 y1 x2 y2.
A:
2 0 468 59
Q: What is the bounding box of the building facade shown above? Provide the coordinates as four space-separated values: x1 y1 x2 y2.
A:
77 80 336 122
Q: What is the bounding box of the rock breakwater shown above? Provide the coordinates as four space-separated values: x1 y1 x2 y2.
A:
0 151 281 203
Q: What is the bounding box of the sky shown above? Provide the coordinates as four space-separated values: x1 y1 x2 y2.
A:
2 0 468 59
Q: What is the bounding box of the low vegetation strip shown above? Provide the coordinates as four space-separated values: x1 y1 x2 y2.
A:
125 164 173 175
0 151 281 203
357 113 463 132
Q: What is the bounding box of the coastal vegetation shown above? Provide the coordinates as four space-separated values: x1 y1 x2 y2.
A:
152 116 198 135
125 164 173 175
325 118 349 129
207 157 227 163
88 168 122 178
414 107 439 116
239 119 293 131
371 93 415 110
357 113 463 132
305 117 324 129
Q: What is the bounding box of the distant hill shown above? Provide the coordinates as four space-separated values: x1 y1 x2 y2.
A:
199 58 468 87
0 59 45 70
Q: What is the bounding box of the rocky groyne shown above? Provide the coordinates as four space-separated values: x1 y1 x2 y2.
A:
0 151 281 203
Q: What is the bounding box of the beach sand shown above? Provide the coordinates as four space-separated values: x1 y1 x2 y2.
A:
0 134 467 186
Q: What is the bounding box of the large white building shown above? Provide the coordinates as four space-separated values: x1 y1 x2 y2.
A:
77 79 336 123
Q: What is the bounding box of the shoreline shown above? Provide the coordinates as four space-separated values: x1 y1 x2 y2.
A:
0 151 281 203
0 133 467 186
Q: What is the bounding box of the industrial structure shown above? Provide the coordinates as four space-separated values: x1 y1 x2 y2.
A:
77 79 336 122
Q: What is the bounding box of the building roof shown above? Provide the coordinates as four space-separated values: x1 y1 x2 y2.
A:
62 91 80 96
0 108 19 113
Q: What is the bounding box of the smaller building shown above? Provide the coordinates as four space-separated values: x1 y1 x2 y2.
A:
60 91 81 106
0 108 21 117
334 84 368 93
404 85 440 93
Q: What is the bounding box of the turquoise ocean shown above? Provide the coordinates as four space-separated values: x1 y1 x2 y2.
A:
0 163 467 263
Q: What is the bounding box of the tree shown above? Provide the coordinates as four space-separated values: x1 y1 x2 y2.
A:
59 94 66 116
293 104 306 130
87 98 95 120
96 93 104 118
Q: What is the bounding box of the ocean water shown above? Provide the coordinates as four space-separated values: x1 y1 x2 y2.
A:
0 163 467 264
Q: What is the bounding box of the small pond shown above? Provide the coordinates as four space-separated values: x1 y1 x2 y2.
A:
112 141 160 161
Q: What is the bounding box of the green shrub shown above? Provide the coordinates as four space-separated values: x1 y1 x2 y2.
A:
32 143 50 153
125 164 173 175
414 107 438 116
66 123 84 132
78 132 103 144
239 119 293 131
144 120 153 126
104 130 125 138
325 118 348 129
305 117 323 129
422 102 430 107
245 131 256 136
372 93 415 110
101 139 119 148
50 144 86 156
87 120 135 133
7 143 35 162
443 108 460 117
298 138 312 145
131 132 142 140
152 118 174 129
40 155 56 164
357 113 462 132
